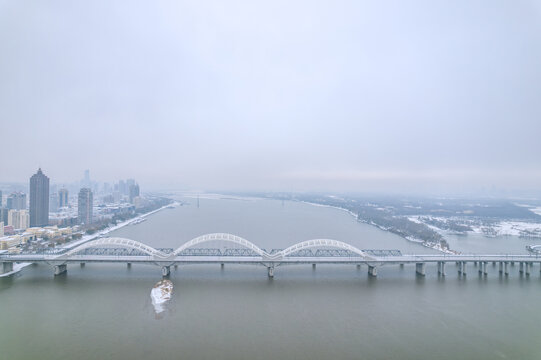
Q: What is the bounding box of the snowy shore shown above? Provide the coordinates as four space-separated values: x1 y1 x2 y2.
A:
0 202 178 278
299 200 455 254
60 201 179 251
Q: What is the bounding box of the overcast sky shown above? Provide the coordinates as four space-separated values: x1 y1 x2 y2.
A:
1 1 540 194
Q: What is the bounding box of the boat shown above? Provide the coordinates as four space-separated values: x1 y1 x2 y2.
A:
151 279 173 314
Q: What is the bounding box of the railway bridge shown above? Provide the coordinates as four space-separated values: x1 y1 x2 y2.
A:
1 233 540 278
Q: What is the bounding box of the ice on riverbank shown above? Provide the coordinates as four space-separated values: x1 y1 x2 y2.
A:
0 263 31 278
151 279 173 314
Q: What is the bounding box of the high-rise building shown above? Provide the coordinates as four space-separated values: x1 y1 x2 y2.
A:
8 209 29 230
0 222 3 237
129 184 140 203
0 207 8 225
78 188 93 225
0 190 2 207
49 193 59 213
58 188 69 208
7 192 27 210
29 168 50 227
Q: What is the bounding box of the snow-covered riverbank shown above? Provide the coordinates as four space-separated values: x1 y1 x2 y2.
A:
299 200 456 254
0 263 32 278
0 202 178 278
60 201 179 251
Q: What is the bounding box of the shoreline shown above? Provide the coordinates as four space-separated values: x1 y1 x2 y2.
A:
61 201 179 250
298 199 456 254
0 201 178 278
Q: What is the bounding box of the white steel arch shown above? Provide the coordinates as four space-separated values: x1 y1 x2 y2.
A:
174 233 268 257
277 239 369 259
63 237 168 258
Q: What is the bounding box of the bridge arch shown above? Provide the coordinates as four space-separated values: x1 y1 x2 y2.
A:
277 239 370 259
173 233 268 257
62 237 168 258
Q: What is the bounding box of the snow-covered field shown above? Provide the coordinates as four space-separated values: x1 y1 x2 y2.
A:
411 215 541 238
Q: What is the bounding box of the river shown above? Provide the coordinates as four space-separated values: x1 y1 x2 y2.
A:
1 195 540 359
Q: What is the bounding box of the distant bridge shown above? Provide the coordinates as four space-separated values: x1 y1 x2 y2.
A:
1 233 540 278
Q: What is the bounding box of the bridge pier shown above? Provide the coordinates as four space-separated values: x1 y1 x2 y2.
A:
267 266 274 278
458 261 467 276
368 265 377 277
504 262 509 275
162 266 170 277
174 264 178 270
312 263 316 269
54 264 67 276
478 262 487 275
478 262 486 275
221 263 224 269
127 263 131 268
2 262 13 274
415 263 426 276
525 262 531 276
356 264 361 270
519 262 524 274
80 263 85 268
438 262 446 276
498 262 503 274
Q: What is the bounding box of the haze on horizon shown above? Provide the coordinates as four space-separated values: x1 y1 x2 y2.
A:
1 1 540 196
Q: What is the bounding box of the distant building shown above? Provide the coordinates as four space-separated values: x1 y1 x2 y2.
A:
2 225 14 236
7 192 27 210
119 180 127 195
81 169 91 188
129 184 140 203
0 190 2 207
49 192 59 212
8 209 29 230
58 188 69 207
78 188 93 225
0 207 8 225
0 222 3 237
29 168 50 227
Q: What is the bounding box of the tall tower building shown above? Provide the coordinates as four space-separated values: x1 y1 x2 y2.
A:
78 188 93 225
58 188 69 208
30 168 49 227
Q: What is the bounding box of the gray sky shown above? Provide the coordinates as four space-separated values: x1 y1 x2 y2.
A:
1 1 540 194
